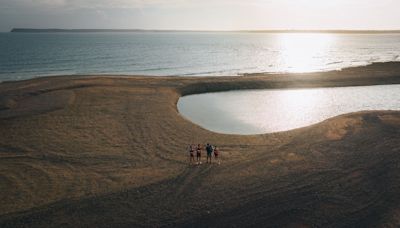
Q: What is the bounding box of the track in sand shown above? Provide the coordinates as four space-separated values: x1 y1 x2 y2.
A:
1 62 400 227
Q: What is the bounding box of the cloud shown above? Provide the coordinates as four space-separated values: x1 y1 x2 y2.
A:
1 0 273 11
0 0 190 10
1 0 399 31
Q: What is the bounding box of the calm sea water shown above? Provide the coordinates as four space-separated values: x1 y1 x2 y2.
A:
178 85 400 135
1 32 400 81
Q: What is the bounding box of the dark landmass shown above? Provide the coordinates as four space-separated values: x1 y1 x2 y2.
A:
10 28 156 33
1 62 400 227
10 28 400 34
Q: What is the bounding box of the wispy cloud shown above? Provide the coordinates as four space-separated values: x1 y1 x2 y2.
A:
1 0 399 31
1 0 187 10
1 0 275 10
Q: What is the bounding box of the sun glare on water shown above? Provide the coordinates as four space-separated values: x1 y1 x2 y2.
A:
238 88 327 132
277 33 336 73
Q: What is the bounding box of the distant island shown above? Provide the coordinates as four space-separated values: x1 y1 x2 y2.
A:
10 28 159 33
10 28 400 33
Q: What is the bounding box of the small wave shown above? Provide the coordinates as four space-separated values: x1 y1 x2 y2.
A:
179 67 258 76
369 57 380 62
140 67 177 72
327 61 343 65
180 70 229 76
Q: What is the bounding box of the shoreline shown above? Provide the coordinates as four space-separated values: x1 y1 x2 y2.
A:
2 61 400 85
1 62 400 226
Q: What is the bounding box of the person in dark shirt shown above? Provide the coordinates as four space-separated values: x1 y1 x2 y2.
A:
206 143 213 164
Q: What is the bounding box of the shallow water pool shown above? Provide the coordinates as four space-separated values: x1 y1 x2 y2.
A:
177 85 400 135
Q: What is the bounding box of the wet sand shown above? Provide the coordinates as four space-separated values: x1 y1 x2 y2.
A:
1 62 400 227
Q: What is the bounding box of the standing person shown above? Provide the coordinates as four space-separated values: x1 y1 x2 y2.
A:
196 144 202 165
206 143 213 164
214 146 220 165
188 144 195 165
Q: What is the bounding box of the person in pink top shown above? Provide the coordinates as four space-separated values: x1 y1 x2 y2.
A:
188 144 195 165
214 146 220 165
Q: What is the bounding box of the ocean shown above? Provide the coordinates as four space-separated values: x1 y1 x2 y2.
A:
1 32 400 82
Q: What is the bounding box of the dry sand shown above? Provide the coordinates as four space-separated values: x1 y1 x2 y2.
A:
1 62 400 227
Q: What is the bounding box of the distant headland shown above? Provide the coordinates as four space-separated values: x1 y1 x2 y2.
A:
10 28 400 33
10 28 161 33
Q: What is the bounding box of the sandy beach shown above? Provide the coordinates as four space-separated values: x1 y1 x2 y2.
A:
1 62 400 227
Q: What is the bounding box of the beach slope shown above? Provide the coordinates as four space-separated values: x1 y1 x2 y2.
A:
1 62 400 227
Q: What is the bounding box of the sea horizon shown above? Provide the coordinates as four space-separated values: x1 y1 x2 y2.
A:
7 28 400 33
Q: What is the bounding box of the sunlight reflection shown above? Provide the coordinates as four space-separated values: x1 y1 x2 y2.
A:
277 33 335 73
275 89 324 121
230 89 327 132
249 89 326 131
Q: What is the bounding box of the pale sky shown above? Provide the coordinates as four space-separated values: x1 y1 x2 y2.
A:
1 0 400 32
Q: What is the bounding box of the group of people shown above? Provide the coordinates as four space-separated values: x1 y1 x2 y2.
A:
188 143 220 165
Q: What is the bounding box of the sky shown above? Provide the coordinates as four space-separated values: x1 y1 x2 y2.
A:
1 0 400 32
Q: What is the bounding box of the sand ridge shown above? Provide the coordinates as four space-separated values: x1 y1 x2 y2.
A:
1 62 400 227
